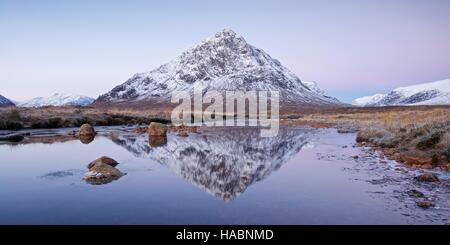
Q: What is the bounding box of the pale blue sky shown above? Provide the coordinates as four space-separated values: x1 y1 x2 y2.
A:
1 0 450 102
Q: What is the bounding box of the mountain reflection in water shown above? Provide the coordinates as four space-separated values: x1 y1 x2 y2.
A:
109 127 317 201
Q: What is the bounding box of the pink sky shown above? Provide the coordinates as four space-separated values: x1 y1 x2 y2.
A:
1 0 449 102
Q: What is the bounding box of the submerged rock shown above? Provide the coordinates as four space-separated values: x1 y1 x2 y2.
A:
148 122 167 136
40 170 75 179
79 123 95 136
414 173 440 183
84 157 123 185
407 189 425 198
0 133 24 142
416 201 434 209
87 156 119 169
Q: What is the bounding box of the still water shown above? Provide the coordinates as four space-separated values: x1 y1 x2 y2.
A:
0 126 448 224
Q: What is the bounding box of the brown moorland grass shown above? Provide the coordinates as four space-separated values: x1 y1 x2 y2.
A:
1 104 449 170
282 105 450 169
0 105 173 130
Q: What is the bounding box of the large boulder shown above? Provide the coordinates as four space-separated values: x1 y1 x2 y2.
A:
87 156 119 169
148 122 167 136
84 156 123 185
149 135 167 147
79 135 94 144
79 123 95 136
84 162 123 185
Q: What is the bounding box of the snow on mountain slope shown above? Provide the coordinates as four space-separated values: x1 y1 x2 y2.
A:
303 81 341 103
352 79 450 106
96 29 342 106
352 94 387 107
19 93 94 107
0 94 15 107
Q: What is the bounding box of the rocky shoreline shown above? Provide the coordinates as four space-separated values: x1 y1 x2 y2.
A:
325 123 448 173
280 107 450 174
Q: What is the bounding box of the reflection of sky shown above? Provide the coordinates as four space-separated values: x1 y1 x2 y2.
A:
0 129 412 224
1 0 449 102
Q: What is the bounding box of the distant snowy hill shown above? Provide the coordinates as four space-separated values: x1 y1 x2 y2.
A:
302 81 341 104
0 94 15 107
19 93 94 107
352 79 450 106
96 29 342 106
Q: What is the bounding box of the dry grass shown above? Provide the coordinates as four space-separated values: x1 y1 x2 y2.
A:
283 106 450 129
283 106 450 167
0 105 173 130
1 104 449 168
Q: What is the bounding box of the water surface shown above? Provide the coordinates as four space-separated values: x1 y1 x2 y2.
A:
0 126 448 224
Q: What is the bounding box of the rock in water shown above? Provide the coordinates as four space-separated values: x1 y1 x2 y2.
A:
79 135 94 144
407 189 425 198
79 123 95 136
148 122 167 136
414 173 440 182
84 162 123 185
149 136 167 147
416 201 434 209
87 156 119 169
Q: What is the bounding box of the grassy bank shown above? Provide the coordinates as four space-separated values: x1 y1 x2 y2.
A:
0 106 172 130
283 106 450 170
2 105 449 170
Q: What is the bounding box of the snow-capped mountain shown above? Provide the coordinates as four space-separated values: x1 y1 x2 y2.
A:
352 79 450 107
96 29 342 106
19 93 94 107
0 94 15 107
352 94 388 107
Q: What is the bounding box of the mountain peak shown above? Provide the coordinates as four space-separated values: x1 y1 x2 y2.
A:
96 29 343 106
215 28 238 38
207 28 245 45
188 28 249 58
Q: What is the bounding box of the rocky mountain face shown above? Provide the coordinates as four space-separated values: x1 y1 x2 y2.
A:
108 127 318 201
353 79 450 107
96 29 342 106
0 94 14 107
18 93 94 108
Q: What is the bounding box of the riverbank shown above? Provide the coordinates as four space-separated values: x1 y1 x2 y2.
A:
0 125 448 224
2 105 449 172
0 105 171 130
282 106 450 172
